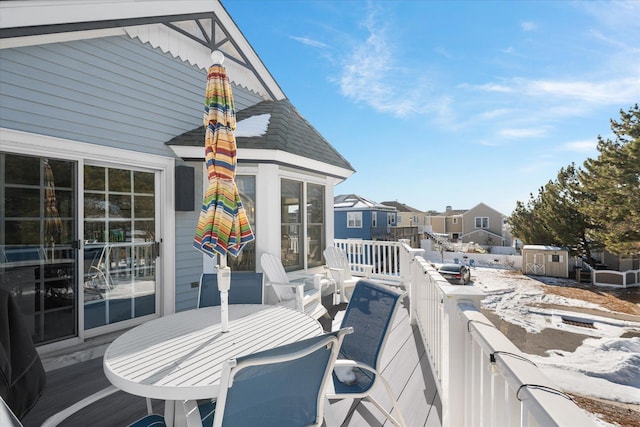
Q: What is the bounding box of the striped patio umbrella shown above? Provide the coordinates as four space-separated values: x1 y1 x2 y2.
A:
193 51 255 331
194 52 255 259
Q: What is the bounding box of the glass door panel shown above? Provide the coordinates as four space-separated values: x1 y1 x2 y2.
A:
0 153 77 345
306 183 325 268
281 179 302 270
83 166 157 329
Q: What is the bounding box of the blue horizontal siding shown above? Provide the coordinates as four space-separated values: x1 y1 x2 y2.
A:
0 35 262 156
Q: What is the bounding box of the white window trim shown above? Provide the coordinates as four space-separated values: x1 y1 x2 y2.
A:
1 128 176 337
371 211 377 227
347 211 363 228
475 216 489 229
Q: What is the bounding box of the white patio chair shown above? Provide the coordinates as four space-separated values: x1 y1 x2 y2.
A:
323 246 373 303
260 253 328 320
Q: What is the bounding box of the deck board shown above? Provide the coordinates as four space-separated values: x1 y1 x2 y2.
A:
21 297 440 427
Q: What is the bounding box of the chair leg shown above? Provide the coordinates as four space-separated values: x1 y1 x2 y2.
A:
365 395 405 427
367 375 407 427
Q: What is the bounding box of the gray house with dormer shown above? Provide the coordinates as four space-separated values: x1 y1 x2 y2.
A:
0 0 354 351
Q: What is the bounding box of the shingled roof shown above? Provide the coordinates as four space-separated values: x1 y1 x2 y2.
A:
166 99 354 171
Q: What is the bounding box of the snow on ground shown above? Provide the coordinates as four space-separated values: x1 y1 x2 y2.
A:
470 265 640 407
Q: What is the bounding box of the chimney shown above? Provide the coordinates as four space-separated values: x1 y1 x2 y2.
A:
445 205 452 213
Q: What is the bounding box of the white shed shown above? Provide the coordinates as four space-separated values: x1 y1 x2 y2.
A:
521 245 569 278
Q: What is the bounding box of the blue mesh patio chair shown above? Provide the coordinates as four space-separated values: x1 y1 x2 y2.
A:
326 279 408 427
198 272 263 308
128 327 353 427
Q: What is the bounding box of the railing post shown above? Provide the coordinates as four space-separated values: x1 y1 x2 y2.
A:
440 285 485 427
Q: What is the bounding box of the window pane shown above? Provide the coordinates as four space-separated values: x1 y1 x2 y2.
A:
281 179 302 270
110 194 132 219
134 171 154 193
85 165 105 191
307 184 324 224
109 168 131 192
85 194 106 218
307 183 324 268
134 196 154 219
5 155 39 185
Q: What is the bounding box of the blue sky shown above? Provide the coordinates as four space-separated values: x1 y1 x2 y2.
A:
224 0 640 215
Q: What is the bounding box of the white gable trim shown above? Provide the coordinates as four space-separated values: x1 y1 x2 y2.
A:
1 0 285 100
169 145 353 182
1 1 214 28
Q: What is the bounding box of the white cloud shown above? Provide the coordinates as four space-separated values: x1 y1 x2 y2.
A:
435 46 453 59
499 128 546 138
520 21 537 32
557 139 597 153
288 35 329 49
336 4 429 118
525 77 640 104
463 82 514 93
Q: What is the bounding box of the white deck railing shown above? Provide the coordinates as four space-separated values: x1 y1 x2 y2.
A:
335 239 597 427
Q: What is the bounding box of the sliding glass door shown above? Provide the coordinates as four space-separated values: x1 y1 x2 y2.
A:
0 152 161 345
83 165 158 329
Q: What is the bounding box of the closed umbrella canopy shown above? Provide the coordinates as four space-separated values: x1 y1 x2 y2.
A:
194 54 255 258
194 52 255 333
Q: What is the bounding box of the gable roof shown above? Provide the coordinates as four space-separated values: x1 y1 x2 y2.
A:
381 201 424 213
168 99 355 174
434 209 467 216
334 194 395 210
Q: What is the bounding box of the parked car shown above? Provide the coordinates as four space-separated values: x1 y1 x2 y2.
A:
438 263 471 285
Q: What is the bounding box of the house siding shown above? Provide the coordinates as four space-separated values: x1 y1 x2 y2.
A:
462 203 503 244
334 210 373 240
1 34 265 312
1 35 262 155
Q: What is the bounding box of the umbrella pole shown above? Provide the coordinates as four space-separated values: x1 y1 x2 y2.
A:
217 254 230 332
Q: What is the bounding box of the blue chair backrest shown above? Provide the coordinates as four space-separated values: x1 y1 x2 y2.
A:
339 279 404 370
198 272 263 308
214 329 348 427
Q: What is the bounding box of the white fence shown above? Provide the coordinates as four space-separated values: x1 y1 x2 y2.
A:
422 249 523 269
591 268 640 288
335 239 596 427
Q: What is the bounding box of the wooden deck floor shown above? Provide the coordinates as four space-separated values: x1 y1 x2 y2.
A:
22 296 442 427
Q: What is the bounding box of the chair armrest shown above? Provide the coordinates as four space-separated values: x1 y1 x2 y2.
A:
265 280 304 289
42 386 119 427
350 264 373 278
265 281 304 312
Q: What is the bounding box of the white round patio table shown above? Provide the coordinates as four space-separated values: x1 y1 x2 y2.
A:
103 304 323 426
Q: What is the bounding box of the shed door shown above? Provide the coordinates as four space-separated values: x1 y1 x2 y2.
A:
525 251 545 275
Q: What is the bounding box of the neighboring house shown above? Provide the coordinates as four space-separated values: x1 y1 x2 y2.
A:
380 201 426 229
334 194 396 241
380 200 424 247
0 0 353 350
427 203 506 246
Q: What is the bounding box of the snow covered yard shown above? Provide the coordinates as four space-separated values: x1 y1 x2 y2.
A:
470 265 640 426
